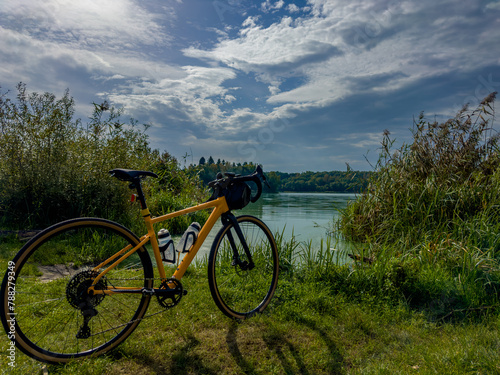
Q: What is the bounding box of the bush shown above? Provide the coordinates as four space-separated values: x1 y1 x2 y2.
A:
147 152 209 234
0 83 207 231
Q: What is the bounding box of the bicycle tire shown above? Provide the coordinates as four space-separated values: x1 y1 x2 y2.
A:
208 215 279 319
0 218 153 364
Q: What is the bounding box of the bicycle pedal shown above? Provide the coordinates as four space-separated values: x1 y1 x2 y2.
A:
183 289 188 296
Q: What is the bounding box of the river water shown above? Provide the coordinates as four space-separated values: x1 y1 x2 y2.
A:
196 192 357 257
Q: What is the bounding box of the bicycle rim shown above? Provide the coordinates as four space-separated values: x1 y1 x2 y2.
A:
208 215 279 319
0 218 153 363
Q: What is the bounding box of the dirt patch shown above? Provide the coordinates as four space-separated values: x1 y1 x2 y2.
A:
37 263 81 282
0 229 42 241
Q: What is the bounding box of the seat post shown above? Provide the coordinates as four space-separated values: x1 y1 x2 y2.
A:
130 178 148 210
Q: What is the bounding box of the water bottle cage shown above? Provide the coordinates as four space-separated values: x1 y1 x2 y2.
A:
160 239 175 263
180 232 196 253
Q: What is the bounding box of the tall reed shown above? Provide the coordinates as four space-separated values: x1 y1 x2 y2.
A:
336 92 500 317
340 92 499 250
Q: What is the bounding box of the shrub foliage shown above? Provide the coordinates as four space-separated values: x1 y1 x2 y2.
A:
337 93 500 316
0 83 207 230
341 92 499 248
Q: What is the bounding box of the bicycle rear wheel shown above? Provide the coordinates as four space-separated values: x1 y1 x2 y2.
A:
0 218 153 363
208 215 279 319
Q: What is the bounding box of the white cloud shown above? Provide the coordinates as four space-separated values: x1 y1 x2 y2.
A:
0 0 187 120
106 65 278 135
486 1 500 10
0 0 280 138
261 0 285 13
0 0 169 50
1 0 499 171
0 24 184 97
184 0 500 115
183 14 342 83
345 133 383 149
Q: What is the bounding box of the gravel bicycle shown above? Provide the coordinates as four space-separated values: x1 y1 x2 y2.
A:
0 165 279 363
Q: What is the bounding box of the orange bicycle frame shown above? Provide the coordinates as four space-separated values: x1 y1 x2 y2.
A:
89 196 229 295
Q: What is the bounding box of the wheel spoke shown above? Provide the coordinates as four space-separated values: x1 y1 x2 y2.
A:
208 216 278 319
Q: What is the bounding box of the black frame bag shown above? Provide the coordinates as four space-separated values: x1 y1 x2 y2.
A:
225 181 251 210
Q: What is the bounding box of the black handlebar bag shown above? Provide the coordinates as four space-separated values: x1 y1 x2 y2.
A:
224 182 251 210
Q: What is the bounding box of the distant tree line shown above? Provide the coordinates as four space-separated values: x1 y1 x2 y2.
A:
273 170 372 193
190 157 372 193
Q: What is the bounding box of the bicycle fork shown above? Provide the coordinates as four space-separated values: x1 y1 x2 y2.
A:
221 214 255 271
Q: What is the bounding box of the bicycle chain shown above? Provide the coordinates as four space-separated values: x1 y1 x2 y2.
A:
105 277 166 282
87 276 180 338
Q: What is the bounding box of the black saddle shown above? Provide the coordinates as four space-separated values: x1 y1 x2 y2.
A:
109 169 158 181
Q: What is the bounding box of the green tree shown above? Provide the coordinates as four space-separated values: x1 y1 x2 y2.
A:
266 172 281 193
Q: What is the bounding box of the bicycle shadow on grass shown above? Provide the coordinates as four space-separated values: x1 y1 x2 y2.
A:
168 334 219 375
226 315 345 375
107 333 218 375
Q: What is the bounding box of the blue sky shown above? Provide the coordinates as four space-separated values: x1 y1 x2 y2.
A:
1 0 499 172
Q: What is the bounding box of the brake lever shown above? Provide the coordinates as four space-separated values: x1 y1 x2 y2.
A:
256 165 271 188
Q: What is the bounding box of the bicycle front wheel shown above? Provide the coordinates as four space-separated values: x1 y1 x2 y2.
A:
0 218 153 364
208 215 279 319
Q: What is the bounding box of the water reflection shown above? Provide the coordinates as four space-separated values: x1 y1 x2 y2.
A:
197 192 357 257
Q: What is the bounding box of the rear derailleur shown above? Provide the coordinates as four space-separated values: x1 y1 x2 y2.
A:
66 270 107 339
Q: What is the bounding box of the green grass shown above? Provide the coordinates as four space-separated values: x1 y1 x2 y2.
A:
2 271 500 374
1 235 500 374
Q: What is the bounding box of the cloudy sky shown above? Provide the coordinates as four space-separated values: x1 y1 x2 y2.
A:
1 0 499 172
